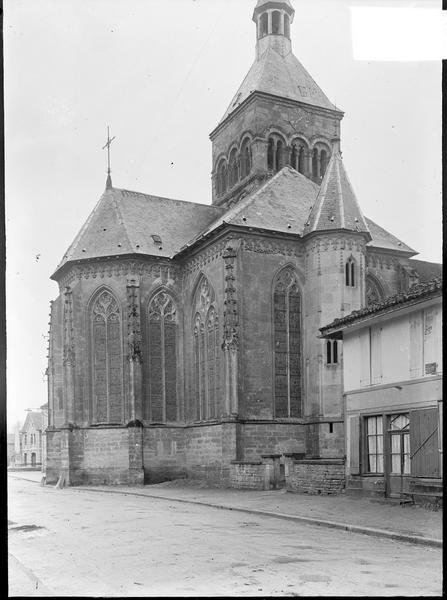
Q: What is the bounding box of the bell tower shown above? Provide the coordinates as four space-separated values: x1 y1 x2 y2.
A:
209 0 344 207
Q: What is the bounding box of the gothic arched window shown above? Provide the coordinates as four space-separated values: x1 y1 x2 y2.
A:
91 290 123 423
193 277 221 421
240 138 252 179
273 268 302 418
345 257 356 287
147 291 178 422
366 275 384 306
229 148 238 188
272 11 281 34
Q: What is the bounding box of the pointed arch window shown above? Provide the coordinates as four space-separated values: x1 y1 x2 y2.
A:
91 290 123 423
147 291 178 422
273 268 302 418
345 257 356 287
193 278 221 421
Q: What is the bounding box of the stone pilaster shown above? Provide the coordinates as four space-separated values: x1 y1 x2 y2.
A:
222 241 240 418
62 287 76 427
126 278 143 424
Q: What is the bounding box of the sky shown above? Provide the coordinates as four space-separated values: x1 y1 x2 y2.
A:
5 0 442 430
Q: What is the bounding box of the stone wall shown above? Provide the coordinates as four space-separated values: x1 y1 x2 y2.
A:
230 461 268 490
286 459 345 495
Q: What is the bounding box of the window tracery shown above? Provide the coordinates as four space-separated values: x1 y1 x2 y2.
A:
147 291 178 422
193 277 221 420
91 290 123 423
273 268 302 418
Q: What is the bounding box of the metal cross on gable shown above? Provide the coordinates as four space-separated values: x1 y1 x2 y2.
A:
102 126 116 178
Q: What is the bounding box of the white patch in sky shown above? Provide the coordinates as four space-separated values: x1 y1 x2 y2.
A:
351 7 447 61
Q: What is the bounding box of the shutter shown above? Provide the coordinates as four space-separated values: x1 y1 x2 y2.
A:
371 326 382 384
349 415 361 475
410 408 439 478
409 311 422 378
359 331 370 387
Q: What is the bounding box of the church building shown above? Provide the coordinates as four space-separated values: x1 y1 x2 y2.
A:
46 0 439 488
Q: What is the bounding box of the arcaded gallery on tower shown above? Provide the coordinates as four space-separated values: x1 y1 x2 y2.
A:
46 0 441 496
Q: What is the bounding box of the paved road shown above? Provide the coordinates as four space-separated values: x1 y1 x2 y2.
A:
8 476 442 597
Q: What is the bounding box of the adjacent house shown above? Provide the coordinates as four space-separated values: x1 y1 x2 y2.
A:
320 278 442 505
19 411 45 468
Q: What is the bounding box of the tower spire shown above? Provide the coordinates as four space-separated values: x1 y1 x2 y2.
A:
102 126 116 189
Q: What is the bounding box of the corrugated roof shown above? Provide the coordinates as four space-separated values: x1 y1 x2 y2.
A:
54 188 223 276
320 277 442 335
366 218 416 255
305 148 371 238
220 45 339 123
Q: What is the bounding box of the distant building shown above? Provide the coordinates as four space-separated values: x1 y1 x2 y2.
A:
7 434 17 466
321 278 442 505
19 411 45 468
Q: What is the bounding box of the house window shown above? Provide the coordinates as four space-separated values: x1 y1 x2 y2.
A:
345 257 355 287
365 415 384 473
273 267 302 418
326 340 339 364
389 414 410 475
91 290 123 424
147 291 178 422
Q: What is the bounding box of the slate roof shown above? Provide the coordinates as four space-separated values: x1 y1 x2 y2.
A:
54 188 223 276
365 218 416 255
182 166 320 248
220 45 340 123
20 412 44 433
320 277 442 336
305 147 371 239
407 259 442 282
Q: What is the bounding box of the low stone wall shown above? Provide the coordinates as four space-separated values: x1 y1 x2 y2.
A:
286 459 345 495
230 461 269 490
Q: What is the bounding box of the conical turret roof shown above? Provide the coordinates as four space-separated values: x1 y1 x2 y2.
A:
305 143 371 239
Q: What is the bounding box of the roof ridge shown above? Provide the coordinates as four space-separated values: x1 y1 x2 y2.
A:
116 187 221 211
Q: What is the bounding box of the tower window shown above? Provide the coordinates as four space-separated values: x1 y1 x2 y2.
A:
267 138 275 171
229 148 239 188
259 12 268 38
345 257 355 287
326 340 339 365
320 149 328 177
240 139 252 179
298 146 305 174
275 140 284 171
284 14 291 38
216 160 228 197
272 11 281 34
312 148 319 178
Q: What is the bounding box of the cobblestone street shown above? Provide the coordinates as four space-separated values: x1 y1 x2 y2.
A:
8 475 442 596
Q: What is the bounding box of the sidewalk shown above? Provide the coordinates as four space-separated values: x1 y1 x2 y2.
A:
9 472 442 548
